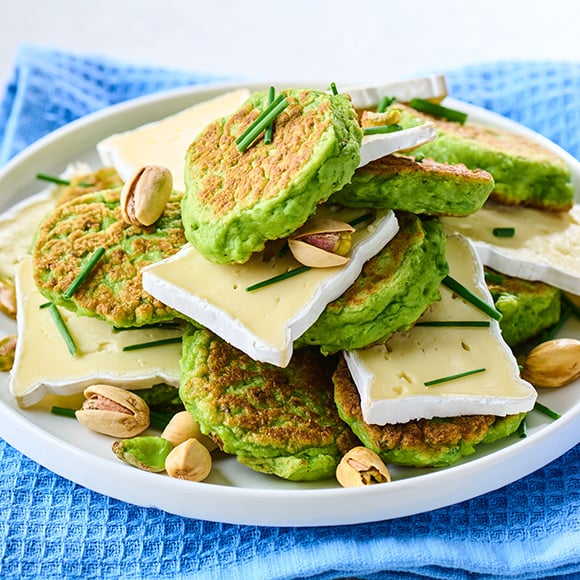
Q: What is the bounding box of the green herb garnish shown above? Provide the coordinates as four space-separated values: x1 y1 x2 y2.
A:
442 275 502 321
415 320 490 328
409 98 468 124
245 265 311 292
236 94 289 152
377 96 395 113
424 367 486 387
329 82 339 95
484 271 504 285
122 337 182 352
36 173 71 186
493 227 515 238
51 406 77 418
534 401 561 420
63 247 106 300
48 303 78 356
264 86 276 145
348 212 375 228
363 124 403 136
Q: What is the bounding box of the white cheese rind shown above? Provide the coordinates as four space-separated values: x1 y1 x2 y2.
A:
345 74 448 109
357 123 438 168
441 203 580 294
97 89 251 191
345 234 537 425
143 209 399 367
10 257 182 408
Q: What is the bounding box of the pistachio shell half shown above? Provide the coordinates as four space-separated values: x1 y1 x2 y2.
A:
75 384 150 437
288 218 355 268
521 338 580 388
336 446 391 487
112 435 172 472
120 165 173 227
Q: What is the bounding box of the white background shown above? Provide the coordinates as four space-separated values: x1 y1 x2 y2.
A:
0 0 578 89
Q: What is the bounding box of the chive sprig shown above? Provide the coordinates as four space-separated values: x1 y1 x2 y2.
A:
236 94 289 152
442 275 502 321
48 303 78 356
64 247 105 300
424 367 486 387
409 98 468 124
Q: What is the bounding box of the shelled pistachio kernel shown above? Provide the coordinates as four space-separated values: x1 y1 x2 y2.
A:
75 384 150 438
161 410 217 451
120 165 172 226
336 446 391 487
165 438 212 482
0 335 17 371
288 218 355 268
112 435 173 472
521 338 580 387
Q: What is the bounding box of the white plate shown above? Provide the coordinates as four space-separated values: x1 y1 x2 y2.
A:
0 82 579 527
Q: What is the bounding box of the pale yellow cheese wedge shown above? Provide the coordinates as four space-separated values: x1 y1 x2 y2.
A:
344 234 537 425
10 257 182 408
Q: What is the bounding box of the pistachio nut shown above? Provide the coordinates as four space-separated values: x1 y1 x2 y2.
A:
288 218 355 268
0 277 16 319
75 384 150 437
112 435 172 472
161 410 217 451
521 338 580 388
336 446 391 487
165 438 212 482
360 109 402 128
120 165 173 227
0 335 17 372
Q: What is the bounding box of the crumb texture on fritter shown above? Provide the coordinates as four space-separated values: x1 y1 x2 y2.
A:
333 357 525 468
33 188 186 327
179 327 359 481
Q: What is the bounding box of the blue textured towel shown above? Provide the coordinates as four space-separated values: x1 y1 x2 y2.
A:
1 44 580 580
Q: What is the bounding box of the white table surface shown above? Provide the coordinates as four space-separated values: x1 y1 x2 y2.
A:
0 0 579 91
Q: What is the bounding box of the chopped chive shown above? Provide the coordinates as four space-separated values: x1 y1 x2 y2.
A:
63 247 105 299
122 336 182 352
51 406 77 418
493 227 515 238
377 96 395 113
48 303 77 356
236 95 289 152
363 124 403 136
424 367 486 387
409 98 468 124
36 173 70 186
534 401 561 420
442 275 502 321
39 301 52 309
517 418 527 438
415 320 490 327
484 271 504 285
348 212 375 227
264 86 276 145
246 265 312 292
113 322 182 332
330 82 339 95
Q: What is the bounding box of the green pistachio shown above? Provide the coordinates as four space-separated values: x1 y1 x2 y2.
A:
112 435 173 472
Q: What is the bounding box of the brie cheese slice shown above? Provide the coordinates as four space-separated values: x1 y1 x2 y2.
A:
97 89 252 191
345 74 448 109
143 208 399 367
441 203 580 294
344 234 537 425
10 257 182 408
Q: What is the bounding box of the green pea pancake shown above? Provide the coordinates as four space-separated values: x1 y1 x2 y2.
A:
333 356 526 468
179 326 359 481
331 154 494 216
393 103 574 211
485 268 562 347
182 88 362 264
297 213 449 354
33 187 186 327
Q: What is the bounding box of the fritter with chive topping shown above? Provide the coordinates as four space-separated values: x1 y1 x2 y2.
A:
182 88 363 264
32 187 186 327
179 326 359 481
333 356 526 468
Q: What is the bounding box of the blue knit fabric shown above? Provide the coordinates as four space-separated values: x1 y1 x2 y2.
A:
1 45 580 579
